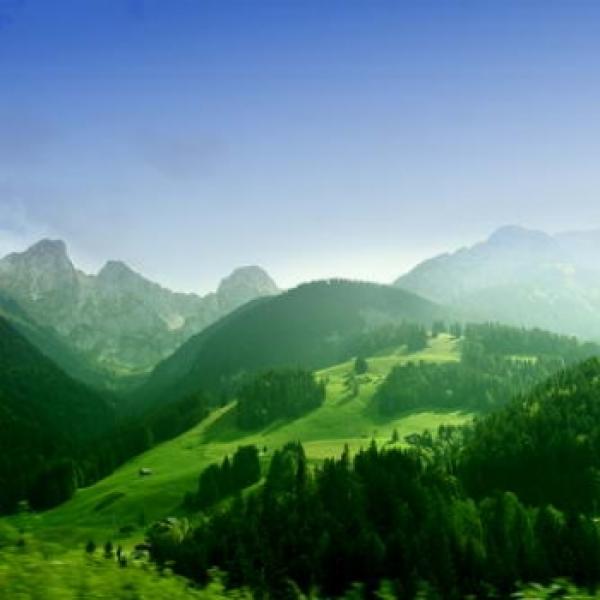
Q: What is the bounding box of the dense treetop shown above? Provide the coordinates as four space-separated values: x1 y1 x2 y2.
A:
460 357 600 513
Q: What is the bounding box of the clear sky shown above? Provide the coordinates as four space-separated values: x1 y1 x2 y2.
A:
2 0 600 293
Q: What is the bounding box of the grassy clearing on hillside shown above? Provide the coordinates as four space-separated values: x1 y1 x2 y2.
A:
9 335 470 548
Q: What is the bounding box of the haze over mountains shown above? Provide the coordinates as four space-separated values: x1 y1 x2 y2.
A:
7 225 600 597
4 225 600 387
395 225 600 340
0 239 279 378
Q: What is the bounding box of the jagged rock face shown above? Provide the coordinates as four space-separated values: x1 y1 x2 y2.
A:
0 240 278 375
394 225 600 340
0 240 81 324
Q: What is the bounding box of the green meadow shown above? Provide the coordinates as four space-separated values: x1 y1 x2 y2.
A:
10 335 470 549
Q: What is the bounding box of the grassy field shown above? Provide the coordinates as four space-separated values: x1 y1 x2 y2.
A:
8 334 471 548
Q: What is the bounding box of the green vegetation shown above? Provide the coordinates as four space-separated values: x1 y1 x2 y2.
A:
460 357 600 513
5 310 600 598
136 280 445 412
354 356 369 374
0 312 214 516
151 439 600 599
463 321 600 362
186 445 261 510
375 322 600 415
344 322 429 357
0 525 250 599
236 368 326 429
0 318 115 513
374 358 554 414
12 334 466 546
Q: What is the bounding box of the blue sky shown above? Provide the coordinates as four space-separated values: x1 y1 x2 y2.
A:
2 0 600 292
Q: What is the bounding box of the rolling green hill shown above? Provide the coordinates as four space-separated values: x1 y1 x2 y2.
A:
133 279 448 413
16 334 466 546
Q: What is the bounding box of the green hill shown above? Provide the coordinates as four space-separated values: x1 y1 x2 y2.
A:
17 334 466 546
133 279 447 413
459 356 600 513
0 318 115 513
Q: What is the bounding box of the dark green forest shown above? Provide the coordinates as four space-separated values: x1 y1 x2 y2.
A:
7 307 600 597
374 322 600 415
0 317 114 512
150 437 600 599
0 317 215 513
184 445 262 510
236 368 326 429
460 357 600 513
149 358 600 598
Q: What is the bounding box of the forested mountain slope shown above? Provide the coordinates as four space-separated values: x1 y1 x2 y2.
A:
134 280 447 412
460 356 600 513
24 334 465 545
0 318 115 512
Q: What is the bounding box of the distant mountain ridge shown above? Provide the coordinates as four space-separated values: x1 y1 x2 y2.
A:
395 225 600 340
0 240 279 376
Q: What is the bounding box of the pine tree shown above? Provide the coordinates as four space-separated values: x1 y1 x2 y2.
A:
354 356 368 374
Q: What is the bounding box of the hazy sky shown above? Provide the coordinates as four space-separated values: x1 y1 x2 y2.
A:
2 1 600 293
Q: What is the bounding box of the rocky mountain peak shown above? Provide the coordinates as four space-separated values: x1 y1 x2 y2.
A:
0 238 76 281
97 260 139 282
26 238 69 258
0 240 281 374
217 266 279 311
4 238 73 270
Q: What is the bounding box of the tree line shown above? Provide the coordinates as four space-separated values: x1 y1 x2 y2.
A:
0 388 212 513
373 322 600 416
184 445 262 510
148 438 600 599
343 322 429 358
236 368 326 429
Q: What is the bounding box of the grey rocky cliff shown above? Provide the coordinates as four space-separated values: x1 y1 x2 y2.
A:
0 240 279 374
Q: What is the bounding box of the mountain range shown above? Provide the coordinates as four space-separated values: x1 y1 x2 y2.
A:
395 225 600 340
4 225 600 520
5 226 600 392
5 226 600 390
0 240 279 379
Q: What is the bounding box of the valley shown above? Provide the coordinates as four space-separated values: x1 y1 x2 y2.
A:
14 335 468 547
4 234 600 598
6 4 600 595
